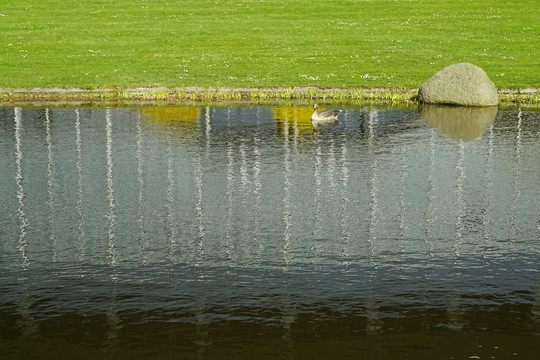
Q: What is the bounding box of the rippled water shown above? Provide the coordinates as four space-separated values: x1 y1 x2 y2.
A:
1 105 539 359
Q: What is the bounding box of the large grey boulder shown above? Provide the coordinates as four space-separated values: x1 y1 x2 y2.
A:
418 63 498 106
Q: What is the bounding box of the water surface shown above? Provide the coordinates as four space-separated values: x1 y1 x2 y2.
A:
1 105 539 359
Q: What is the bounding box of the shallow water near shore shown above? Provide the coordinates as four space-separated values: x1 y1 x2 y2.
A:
1 105 539 359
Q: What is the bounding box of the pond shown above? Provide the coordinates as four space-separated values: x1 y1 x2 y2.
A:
1 104 539 359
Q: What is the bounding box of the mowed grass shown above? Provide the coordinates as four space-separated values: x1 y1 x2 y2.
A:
1 0 538 89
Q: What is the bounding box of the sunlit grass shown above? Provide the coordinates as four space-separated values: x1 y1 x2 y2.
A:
1 0 538 89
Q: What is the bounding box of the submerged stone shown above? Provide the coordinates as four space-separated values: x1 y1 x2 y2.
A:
418 63 498 106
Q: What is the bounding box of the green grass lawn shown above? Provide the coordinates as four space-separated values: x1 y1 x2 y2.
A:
1 0 538 90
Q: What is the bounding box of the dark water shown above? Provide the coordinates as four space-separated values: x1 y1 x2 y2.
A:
1 105 539 359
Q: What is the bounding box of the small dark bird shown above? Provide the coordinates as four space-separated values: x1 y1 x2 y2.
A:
311 104 341 137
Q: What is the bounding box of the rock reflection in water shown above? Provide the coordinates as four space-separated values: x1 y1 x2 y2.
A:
0 105 539 359
419 104 497 140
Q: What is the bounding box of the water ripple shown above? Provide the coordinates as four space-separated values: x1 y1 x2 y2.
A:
1 106 539 357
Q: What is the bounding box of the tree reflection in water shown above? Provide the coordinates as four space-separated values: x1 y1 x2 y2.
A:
0 105 539 359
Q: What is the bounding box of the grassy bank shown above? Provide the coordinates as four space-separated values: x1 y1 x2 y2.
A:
1 0 538 90
2 87 539 107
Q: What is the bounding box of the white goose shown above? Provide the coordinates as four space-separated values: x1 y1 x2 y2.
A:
311 104 342 137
